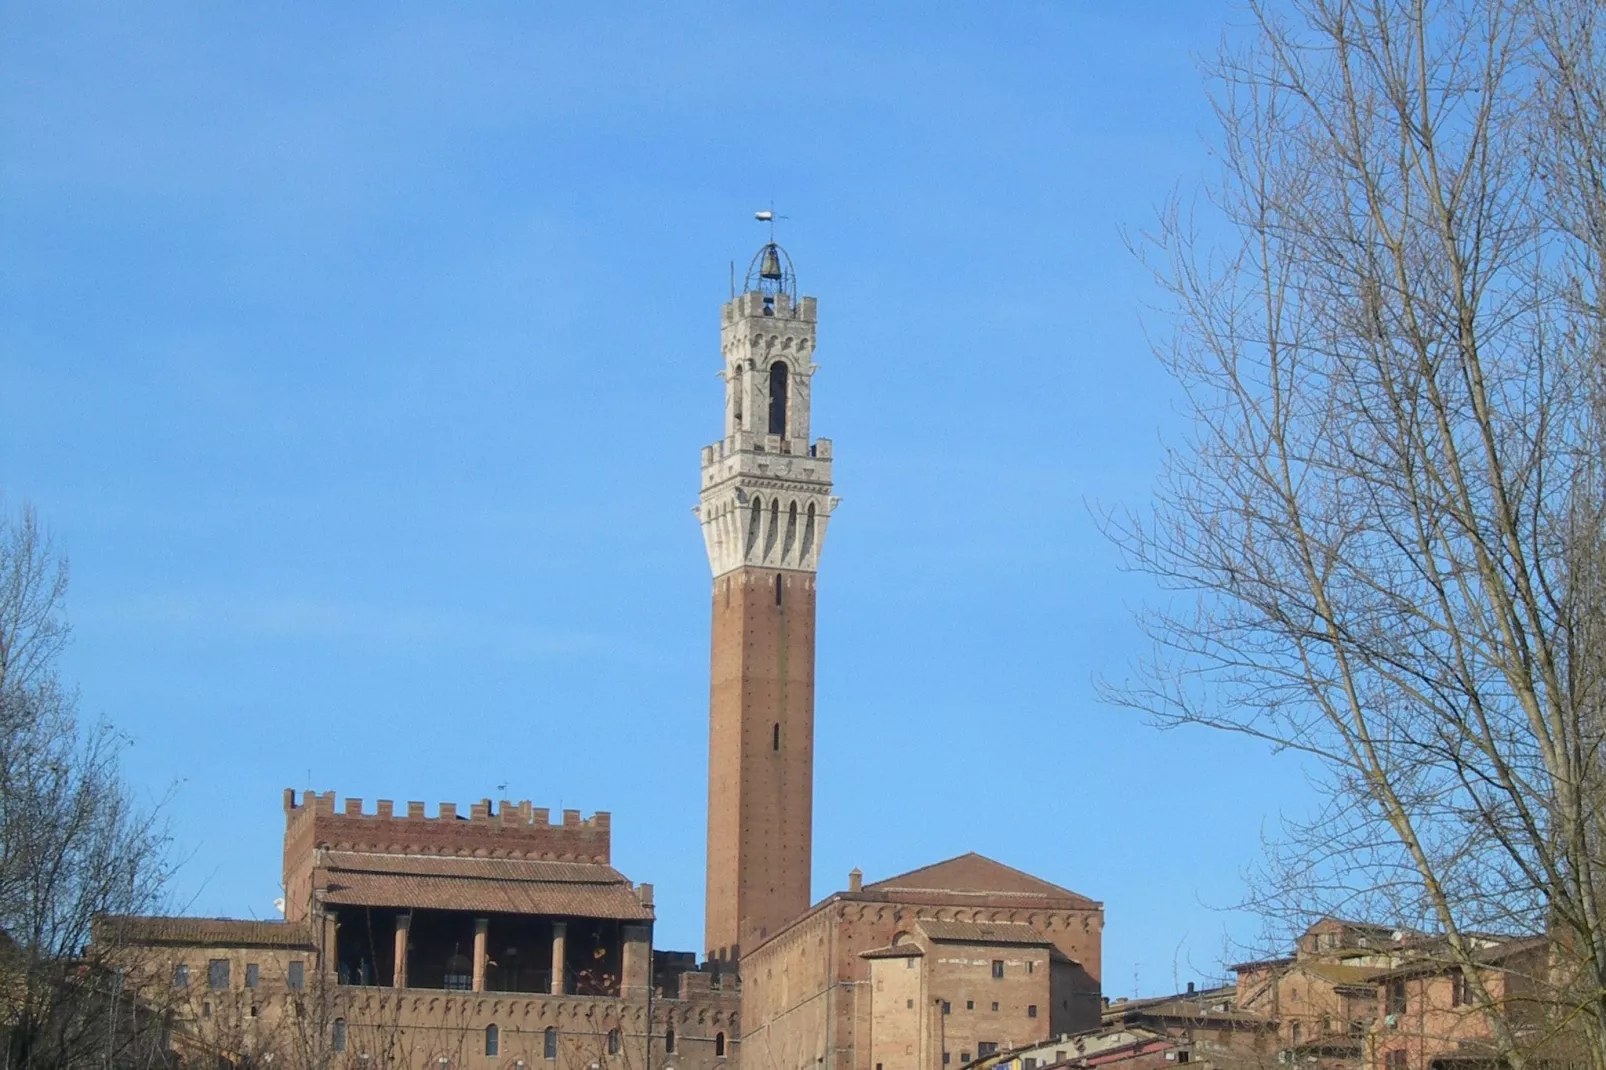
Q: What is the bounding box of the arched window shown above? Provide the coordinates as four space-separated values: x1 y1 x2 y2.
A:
768 362 788 436
331 1019 347 1053
715 1032 726 1058
485 1025 499 1057
665 1028 676 1055
608 1029 620 1055
544 1028 558 1060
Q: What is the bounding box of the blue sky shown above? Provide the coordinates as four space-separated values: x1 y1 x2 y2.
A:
1 3 1311 992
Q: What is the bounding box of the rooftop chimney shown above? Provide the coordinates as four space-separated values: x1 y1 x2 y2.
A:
848 868 863 893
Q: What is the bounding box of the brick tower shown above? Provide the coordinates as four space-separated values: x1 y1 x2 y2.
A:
698 241 837 962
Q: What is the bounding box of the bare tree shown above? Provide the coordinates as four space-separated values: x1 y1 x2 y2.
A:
1107 0 1606 1067
0 505 173 1070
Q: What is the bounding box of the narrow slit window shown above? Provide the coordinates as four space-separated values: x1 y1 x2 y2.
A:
773 723 780 751
775 574 783 606
768 362 788 436
715 1032 726 1058
486 1025 499 1057
665 1029 676 1055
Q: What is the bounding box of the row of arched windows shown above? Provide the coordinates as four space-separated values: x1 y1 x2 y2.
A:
334 1021 722 1061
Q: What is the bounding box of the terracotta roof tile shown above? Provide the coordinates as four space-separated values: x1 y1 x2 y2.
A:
96 916 317 949
917 920 1053 946
322 871 654 920
861 944 925 959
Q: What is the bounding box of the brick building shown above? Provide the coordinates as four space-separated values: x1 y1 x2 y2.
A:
99 791 739 1070
96 237 1105 1070
737 855 1102 1070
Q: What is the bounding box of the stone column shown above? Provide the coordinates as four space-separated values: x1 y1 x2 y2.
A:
472 918 489 993
550 921 568 995
392 913 410 989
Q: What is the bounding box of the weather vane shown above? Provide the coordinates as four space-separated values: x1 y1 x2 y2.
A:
755 206 789 243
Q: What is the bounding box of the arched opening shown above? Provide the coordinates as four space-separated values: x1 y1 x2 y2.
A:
715 1033 726 1058
332 1019 347 1053
783 500 798 562
608 1030 620 1055
745 497 762 557
768 362 788 436
665 1029 676 1055
485 1025 499 1057
802 502 816 561
544 1028 558 1060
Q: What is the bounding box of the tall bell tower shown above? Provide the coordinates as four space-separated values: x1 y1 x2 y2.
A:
698 241 836 962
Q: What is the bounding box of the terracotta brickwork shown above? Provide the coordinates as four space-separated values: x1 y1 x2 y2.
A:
283 791 611 925
740 856 1103 1070
705 567 818 960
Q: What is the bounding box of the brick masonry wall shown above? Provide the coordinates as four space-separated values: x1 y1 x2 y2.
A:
705 567 817 960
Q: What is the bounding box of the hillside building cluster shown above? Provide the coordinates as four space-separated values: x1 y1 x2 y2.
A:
87 244 1545 1070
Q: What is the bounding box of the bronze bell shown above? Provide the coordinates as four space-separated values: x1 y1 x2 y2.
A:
760 245 783 280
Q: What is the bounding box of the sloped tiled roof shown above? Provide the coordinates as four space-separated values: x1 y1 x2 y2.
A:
864 852 1099 908
861 943 925 959
320 851 653 920
96 916 318 950
917 920 1054 946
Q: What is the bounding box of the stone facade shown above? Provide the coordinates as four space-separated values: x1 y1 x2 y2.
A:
699 252 838 962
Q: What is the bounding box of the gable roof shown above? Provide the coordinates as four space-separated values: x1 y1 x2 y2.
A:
864 853 1099 908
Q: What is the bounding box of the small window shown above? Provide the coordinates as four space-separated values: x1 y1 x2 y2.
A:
1176 1054 1190 1065
331 1019 346 1053
943 1055 951 1066
961 1054 971 1065
1057 1053 1067 1063
904 956 913 969
486 1025 499 1057
991 960 1004 979
942 1001 951 1015
544 1027 558 1060
775 575 783 607
906 999 914 1009
990 1002 999 1012
608 1030 619 1055
1451 970 1467 1007
1025 1060 1037 1070
966 1000 974 1011
248 1004 258 1018
877 1064 884 1070
978 1043 998 1058
715 1032 726 1058
172 964 190 989
245 963 259 988
665 1028 676 1055
1027 1005 1038 1018
1291 1022 1301 1044
1387 979 1407 1015
1027 961 1035 974
288 961 305 990
201 1002 212 1019
208 959 230 990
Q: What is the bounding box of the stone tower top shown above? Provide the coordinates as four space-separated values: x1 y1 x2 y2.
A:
697 243 839 578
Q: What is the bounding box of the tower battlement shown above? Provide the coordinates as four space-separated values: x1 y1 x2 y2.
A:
282 789 610 861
